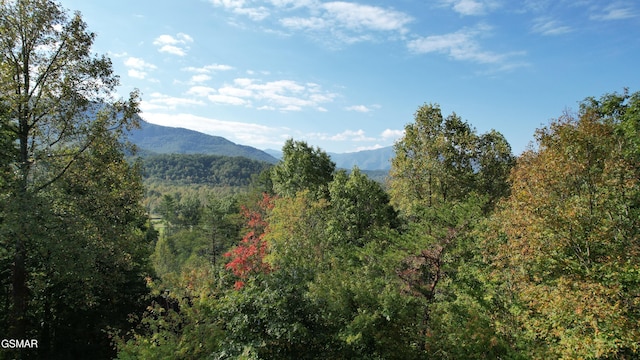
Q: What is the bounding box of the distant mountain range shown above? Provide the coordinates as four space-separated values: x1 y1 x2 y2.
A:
129 120 394 171
128 120 278 163
265 147 394 171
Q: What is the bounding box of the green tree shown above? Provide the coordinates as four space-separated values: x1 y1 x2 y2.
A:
0 0 146 357
327 168 399 247
475 130 515 212
37 127 152 359
485 90 640 358
270 139 335 198
389 103 513 217
265 173 424 359
388 103 515 358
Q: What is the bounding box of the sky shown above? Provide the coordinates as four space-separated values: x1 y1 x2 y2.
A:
58 0 639 154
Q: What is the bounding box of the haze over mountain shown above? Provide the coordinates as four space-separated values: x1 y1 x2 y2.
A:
329 147 394 171
266 147 394 171
130 119 394 171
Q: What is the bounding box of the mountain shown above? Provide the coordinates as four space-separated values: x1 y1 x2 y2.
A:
127 120 278 163
128 119 394 170
264 148 283 160
266 147 394 171
328 147 394 171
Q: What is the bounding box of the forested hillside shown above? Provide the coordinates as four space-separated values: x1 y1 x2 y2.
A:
140 153 272 186
2 2 639 359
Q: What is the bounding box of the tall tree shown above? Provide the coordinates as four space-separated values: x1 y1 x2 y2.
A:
327 168 399 247
39 127 152 359
270 139 335 198
389 103 513 217
486 90 640 358
0 0 144 356
388 103 515 356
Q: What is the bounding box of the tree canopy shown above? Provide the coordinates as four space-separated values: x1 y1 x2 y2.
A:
270 139 336 198
485 89 640 358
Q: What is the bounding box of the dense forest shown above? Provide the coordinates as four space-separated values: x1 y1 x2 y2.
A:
2 1 640 359
141 154 272 186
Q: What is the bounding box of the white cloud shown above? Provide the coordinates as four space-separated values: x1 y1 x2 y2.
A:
381 129 404 140
208 94 249 106
128 69 148 79
153 33 194 56
202 77 337 111
183 64 235 73
443 0 500 16
268 0 315 8
407 25 518 65
140 92 205 111
210 0 246 9
591 4 636 21
280 16 327 30
159 45 186 56
532 17 572 35
355 144 386 151
123 57 157 79
329 129 375 142
234 6 270 20
346 105 372 113
187 86 217 97
190 74 212 83
218 85 254 98
321 2 412 33
276 2 413 45
279 105 303 111
140 111 288 148
345 104 381 113
124 57 156 69
210 0 271 20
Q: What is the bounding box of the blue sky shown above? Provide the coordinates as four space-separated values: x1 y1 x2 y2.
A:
59 0 638 154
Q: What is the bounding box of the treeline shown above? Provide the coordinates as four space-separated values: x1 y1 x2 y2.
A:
116 90 640 359
140 153 272 187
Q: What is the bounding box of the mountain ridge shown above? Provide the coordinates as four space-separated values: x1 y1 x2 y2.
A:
265 147 394 171
128 119 278 163
129 119 394 171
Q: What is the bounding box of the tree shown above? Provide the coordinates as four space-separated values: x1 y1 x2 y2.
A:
389 103 513 217
270 139 335 198
388 103 515 357
265 171 425 359
327 168 399 247
37 127 152 359
224 193 275 289
0 0 144 356
485 90 640 358
475 130 515 212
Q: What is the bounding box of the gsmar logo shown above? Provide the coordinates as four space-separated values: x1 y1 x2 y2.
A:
1 339 38 349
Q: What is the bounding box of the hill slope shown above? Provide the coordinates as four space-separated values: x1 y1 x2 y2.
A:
140 153 272 187
128 120 278 163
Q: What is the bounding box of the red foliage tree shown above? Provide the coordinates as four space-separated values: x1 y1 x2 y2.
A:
224 193 275 289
